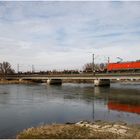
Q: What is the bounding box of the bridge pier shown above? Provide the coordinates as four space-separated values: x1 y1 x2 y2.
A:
19 78 23 82
94 79 110 86
47 79 62 85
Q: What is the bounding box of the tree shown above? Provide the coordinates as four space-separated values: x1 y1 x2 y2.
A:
0 62 15 79
83 62 107 73
83 63 93 73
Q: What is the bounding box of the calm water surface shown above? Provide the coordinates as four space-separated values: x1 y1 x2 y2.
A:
0 83 140 138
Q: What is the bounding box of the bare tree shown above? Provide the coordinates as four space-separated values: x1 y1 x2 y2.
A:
0 62 15 79
83 63 93 73
83 62 107 73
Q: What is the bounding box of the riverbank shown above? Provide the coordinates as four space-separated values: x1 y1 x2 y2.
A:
17 121 140 139
0 80 35 84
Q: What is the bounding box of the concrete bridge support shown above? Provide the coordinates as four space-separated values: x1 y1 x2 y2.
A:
19 78 23 82
47 79 62 85
94 79 110 86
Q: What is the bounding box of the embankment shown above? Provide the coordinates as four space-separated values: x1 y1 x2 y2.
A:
0 80 35 84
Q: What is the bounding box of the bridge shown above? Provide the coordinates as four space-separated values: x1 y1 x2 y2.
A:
6 73 140 86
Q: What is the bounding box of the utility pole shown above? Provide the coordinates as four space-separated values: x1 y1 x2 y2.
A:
108 57 110 64
107 57 110 73
32 65 35 73
92 54 95 76
17 64 19 74
17 64 19 77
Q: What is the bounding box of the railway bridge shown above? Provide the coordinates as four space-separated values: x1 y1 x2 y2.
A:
6 73 140 86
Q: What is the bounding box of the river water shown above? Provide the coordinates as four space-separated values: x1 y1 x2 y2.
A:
0 82 140 138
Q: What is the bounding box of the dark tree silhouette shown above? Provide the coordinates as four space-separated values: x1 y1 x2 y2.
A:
0 62 15 79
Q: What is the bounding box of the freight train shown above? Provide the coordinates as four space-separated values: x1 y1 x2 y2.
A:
107 61 140 73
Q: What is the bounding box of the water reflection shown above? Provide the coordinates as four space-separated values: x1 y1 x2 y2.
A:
108 102 140 114
0 83 140 138
93 85 140 114
108 87 140 115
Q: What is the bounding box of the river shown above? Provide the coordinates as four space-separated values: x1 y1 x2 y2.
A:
0 82 140 138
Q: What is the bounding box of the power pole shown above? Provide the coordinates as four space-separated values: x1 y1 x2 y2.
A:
107 57 110 73
17 64 19 74
32 65 34 73
92 54 95 76
108 57 110 64
17 64 19 77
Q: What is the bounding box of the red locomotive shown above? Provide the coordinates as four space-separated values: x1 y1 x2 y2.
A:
107 61 140 72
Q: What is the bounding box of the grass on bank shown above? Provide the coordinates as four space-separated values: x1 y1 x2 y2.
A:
17 124 126 139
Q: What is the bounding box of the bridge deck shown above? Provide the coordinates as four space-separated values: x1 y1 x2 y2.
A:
6 73 140 80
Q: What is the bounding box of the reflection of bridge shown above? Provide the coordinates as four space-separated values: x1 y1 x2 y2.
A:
6 73 140 86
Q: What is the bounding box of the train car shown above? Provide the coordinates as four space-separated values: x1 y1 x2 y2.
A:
107 61 140 72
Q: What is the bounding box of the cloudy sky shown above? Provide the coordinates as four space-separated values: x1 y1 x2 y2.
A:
0 1 140 71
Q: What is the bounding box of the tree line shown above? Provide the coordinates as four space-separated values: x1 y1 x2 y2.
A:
0 61 107 80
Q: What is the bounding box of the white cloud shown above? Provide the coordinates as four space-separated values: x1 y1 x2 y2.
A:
0 1 140 71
